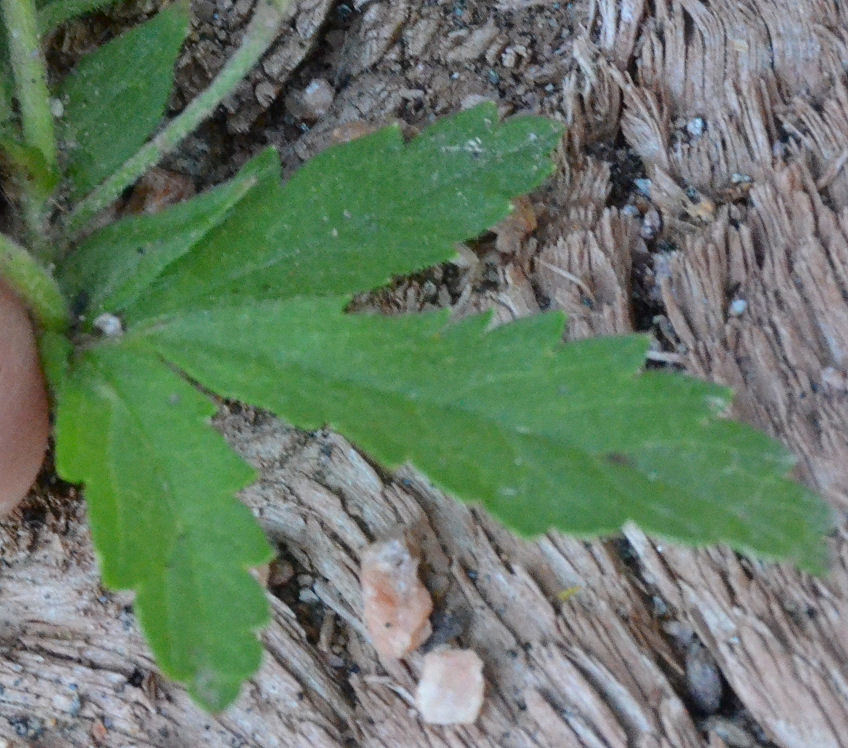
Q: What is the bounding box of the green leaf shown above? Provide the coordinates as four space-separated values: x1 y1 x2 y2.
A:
59 149 280 325
56 1 189 199
71 103 562 322
54 341 273 711
134 297 832 573
50 104 567 711
39 0 133 33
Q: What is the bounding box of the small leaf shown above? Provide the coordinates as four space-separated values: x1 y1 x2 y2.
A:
38 0 133 33
94 103 563 321
54 341 272 711
135 297 832 573
57 1 189 199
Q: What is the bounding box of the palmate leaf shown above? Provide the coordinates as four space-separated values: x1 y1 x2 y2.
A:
53 106 566 710
57 1 189 199
52 104 831 715
54 341 272 711
132 297 831 573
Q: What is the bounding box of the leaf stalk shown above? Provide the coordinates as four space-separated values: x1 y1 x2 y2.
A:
0 232 67 332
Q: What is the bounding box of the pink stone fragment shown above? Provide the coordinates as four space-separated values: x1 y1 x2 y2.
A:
415 648 485 725
360 537 433 659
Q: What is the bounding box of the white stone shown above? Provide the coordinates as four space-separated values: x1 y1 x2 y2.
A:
415 648 485 725
686 116 705 137
728 298 748 316
301 78 335 119
93 313 123 337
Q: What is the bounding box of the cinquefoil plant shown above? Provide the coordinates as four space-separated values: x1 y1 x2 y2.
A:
0 0 832 712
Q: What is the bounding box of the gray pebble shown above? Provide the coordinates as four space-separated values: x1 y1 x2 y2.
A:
686 116 706 137
728 298 748 316
686 641 723 713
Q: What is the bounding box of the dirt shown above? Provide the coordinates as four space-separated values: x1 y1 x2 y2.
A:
2 0 848 745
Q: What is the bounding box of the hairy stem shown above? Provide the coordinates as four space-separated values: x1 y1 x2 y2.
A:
0 232 67 332
1 0 57 171
66 0 292 237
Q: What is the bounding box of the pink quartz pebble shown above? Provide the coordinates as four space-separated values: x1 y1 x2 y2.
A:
415 648 485 725
0 281 49 513
360 536 433 659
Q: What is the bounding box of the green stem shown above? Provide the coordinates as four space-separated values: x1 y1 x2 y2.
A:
66 0 291 237
1 0 57 172
0 232 67 331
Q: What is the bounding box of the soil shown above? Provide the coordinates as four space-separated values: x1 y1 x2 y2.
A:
2 0 848 745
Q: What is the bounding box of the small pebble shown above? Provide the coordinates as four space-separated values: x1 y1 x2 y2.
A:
634 178 652 197
415 648 484 725
360 537 433 659
728 298 748 316
501 47 517 68
93 313 123 337
301 78 335 119
286 78 335 122
686 116 705 137
254 80 277 108
640 208 662 240
686 641 723 713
